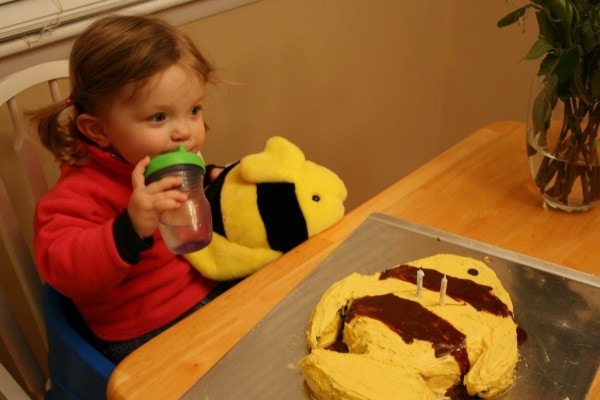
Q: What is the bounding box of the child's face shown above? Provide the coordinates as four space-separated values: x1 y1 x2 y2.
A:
95 64 207 165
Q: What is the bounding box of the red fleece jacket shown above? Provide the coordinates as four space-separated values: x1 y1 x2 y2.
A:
34 145 215 341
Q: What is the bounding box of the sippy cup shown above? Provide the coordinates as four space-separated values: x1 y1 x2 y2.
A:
144 146 212 254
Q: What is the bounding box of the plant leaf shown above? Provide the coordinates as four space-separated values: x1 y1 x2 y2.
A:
549 0 573 33
556 46 580 83
581 23 596 51
536 9 561 43
590 70 600 97
532 0 551 7
573 64 594 104
497 6 528 27
524 39 555 60
538 53 560 76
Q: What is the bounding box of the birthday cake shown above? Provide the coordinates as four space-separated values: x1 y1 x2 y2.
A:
299 254 519 400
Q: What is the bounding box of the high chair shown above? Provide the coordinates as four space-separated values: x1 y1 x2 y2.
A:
0 60 114 400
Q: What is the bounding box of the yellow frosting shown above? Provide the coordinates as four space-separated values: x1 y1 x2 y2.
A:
300 254 518 399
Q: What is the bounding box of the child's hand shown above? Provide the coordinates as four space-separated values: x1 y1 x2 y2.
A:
127 156 188 238
207 165 224 182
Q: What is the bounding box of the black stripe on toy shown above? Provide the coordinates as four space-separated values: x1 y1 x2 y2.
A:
257 182 308 252
204 162 239 236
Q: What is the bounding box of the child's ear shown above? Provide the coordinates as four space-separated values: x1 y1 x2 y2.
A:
76 113 111 148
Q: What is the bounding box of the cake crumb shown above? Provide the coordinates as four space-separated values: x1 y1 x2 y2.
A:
288 362 298 371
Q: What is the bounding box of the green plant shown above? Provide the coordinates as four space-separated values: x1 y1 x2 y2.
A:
498 0 600 209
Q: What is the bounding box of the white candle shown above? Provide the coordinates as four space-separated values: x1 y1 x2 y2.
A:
439 275 448 305
416 269 424 298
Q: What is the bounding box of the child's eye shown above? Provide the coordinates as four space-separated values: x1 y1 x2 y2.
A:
190 106 202 116
150 113 166 123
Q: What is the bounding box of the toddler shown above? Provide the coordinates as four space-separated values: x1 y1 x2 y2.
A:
32 15 225 364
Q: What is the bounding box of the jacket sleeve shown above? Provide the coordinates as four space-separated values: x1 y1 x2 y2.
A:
34 194 136 301
113 210 153 264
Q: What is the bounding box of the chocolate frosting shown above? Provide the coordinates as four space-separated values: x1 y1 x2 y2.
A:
346 293 470 376
380 264 512 318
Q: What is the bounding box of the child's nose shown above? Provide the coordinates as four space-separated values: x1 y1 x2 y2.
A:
172 120 192 141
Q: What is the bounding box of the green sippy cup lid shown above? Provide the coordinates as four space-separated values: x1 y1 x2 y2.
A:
143 145 206 178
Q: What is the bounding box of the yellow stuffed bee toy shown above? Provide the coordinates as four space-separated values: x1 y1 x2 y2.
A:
185 136 347 281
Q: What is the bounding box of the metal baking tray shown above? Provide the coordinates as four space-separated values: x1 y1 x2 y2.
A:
183 213 600 400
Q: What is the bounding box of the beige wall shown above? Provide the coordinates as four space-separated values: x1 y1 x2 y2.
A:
1 0 538 210
183 0 537 210
0 0 537 393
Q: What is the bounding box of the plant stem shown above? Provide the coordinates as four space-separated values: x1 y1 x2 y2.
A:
532 96 600 208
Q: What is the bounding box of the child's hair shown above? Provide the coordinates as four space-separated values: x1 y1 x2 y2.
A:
32 15 214 166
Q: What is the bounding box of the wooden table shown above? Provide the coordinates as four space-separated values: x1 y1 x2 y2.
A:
108 121 600 399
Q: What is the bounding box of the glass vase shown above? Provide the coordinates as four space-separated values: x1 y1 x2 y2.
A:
526 77 600 212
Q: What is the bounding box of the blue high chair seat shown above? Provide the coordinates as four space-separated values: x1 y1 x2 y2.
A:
43 285 115 400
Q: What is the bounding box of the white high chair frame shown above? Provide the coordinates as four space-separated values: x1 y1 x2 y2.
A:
0 60 69 399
